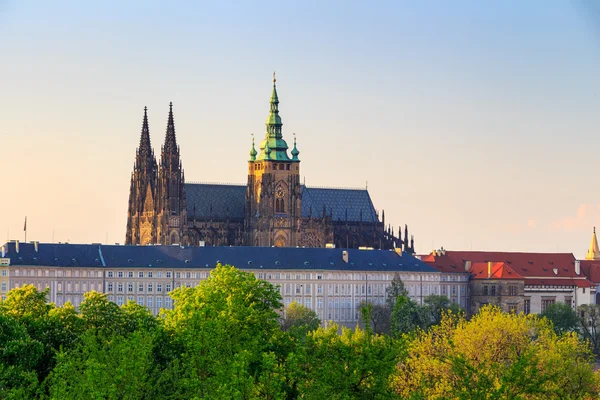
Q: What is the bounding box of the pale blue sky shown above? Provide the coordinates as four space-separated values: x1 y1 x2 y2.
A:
1 1 600 257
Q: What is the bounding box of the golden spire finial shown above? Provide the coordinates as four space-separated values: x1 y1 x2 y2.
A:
273 71 276 83
587 226 600 260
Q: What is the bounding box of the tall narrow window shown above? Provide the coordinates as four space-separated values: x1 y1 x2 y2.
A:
275 198 285 213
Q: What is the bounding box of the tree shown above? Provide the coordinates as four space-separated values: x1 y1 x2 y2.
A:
392 305 600 399
299 323 400 398
162 264 284 398
422 294 463 327
578 304 600 355
385 273 407 309
0 285 83 383
0 313 43 399
1 284 51 320
359 301 391 335
79 291 125 337
47 330 156 400
390 295 426 337
540 302 579 336
122 300 158 334
280 301 320 334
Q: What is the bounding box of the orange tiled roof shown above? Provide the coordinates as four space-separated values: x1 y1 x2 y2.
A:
444 251 578 278
419 253 468 273
469 262 523 280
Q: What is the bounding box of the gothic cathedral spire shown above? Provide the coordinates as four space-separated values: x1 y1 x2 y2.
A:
125 107 158 245
156 102 187 245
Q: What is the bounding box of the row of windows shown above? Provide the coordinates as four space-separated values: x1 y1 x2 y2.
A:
10 269 462 283
14 270 103 278
107 271 208 279
259 272 447 281
57 282 100 293
279 283 433 296
253 163 292 171
482 285 518 296
107 282 177 294
109 295 172 309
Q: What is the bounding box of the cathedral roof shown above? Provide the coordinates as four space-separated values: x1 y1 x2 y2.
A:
301 187 378 222
2 241 436 273
184 183 379 222
186 183 246 220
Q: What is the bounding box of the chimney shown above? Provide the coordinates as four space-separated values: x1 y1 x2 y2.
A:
342 250 349 263
575 260 581 276
15 240 19 254
34 241 39 252
464 261 472 271
1 245 5 258
487 261 492 279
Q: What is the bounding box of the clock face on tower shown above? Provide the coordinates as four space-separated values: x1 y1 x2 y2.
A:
276 186 286 199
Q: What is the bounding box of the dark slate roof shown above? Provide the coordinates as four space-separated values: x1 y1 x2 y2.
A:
301 187 377 222
184 183 379 223
2 242 437 273
186 183 246 219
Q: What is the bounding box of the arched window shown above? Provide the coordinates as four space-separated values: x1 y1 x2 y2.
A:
275 198 285 213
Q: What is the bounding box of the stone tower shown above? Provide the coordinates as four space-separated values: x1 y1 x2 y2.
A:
246 74 302 247
156 102 187 245
125 107 158 245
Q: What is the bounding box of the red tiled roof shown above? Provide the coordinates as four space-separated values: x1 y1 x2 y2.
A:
525 278 594 288
422 250 596 288
419 253 467 273
579 260 600 283
469 262 523 280
443 251 578 278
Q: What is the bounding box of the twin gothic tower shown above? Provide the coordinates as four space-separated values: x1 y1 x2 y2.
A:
125 103 186 246
126 76 411 251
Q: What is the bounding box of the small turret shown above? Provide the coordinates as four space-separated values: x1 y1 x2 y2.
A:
249 135 257 161
291 135 300 160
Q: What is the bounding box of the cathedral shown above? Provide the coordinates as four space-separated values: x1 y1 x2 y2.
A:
125 76 414 251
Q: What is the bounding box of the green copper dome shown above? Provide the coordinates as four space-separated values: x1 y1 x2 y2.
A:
256 73 295 162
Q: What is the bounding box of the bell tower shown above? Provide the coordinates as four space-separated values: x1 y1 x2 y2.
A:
246 73 301 247
156 102 187 245
125 107 158 245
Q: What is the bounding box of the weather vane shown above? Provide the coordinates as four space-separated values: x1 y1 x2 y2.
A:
273 71 276 83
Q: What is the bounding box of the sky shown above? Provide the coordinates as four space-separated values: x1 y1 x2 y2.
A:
1 1 600 258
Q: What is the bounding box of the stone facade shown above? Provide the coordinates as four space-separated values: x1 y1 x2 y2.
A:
469 278 525 314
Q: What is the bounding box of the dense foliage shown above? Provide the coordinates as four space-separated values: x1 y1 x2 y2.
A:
0 266 598 399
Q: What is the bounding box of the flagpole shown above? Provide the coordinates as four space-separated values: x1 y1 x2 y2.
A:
24 216 27 243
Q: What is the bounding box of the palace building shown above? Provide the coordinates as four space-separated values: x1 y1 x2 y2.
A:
0 241 435 323
125 76 413 251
